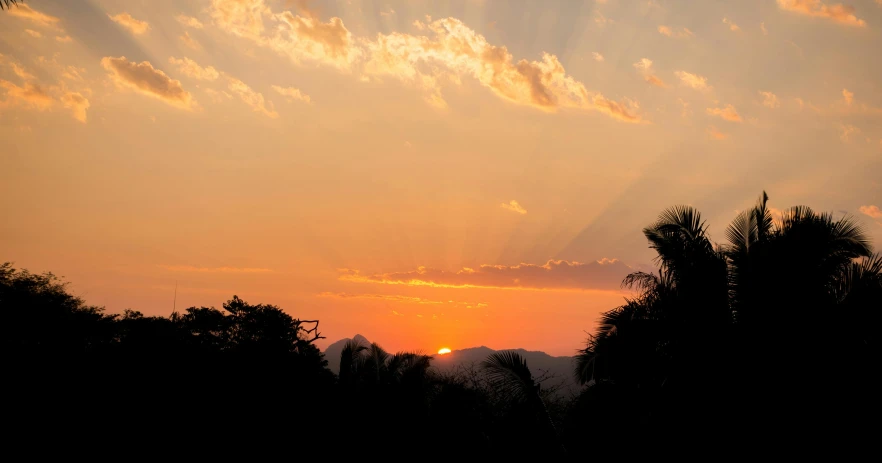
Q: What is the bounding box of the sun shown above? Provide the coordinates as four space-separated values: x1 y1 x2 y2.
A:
437 347 452 355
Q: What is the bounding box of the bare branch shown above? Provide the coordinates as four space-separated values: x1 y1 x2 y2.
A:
298 319 325 343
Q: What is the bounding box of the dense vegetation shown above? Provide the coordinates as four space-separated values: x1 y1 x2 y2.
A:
3 193 879 455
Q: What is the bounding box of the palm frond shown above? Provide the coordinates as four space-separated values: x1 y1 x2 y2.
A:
339 338 368 382
829 214 873 257
621 271 660 293
835 253 882 303
388 351 434 381
1 1 22 11
654 205 706 241
481 351 536 403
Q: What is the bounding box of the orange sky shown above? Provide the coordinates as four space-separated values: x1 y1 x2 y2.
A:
2 0 881 355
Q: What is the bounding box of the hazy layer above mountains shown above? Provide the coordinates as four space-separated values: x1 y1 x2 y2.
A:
324 335 579 397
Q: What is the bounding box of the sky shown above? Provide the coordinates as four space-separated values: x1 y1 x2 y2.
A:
2 0 881 356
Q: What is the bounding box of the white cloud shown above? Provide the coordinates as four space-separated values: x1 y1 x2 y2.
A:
777 0 866 27
760 91 780 108
501 200 527 214
209 0 645 122
227 76 278 118
102 56 196 109
61 91 89 123
634 58 666 87
859 205 882 219
271 85 311 104
722 17 741 32
108 12 151 35
180 31 202 51
176 14 204 29
658 25 693 38
675 70 710 90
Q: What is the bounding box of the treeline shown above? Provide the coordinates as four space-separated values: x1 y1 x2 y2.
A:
3 192 880 455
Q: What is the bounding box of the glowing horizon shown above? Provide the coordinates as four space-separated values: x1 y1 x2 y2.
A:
2 0 881 356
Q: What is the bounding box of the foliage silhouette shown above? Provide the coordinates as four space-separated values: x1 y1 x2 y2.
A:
573 191 880 450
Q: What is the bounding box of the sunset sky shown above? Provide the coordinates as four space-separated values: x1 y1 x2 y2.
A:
2 0 881 355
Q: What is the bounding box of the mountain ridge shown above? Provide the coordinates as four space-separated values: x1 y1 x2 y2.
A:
323 335 580 397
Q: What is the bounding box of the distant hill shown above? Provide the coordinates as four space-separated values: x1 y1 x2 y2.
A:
323 335 580 397
323 334 370 374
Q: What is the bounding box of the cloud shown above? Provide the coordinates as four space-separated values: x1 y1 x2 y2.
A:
61 66 86 81
180 31 202 51
859 205 882 219
318 292 486 308
380 8 396 17
108 12 151 35
634 58 667 87
592 52 604 62
290 0 321 19
842 88 854 105
367 18 643 120
60 91 89 123
211 0 361 70
101 56 196 109
761 22 769 34
1 57 88 122
707 125 729 140
10 63 34 81
675 70 710 90
776 0 866 27
501 200 527 214
176 14 204 29
760 91 780 108
706 104 743 122
839 124 859 142
55 35 73 43
722 17 741 31
8 4 61 29
338 258 632 291
25 29 42 38
272 85 311 103
161 265 272 273
210 0 644 122
169 57 220 81
658 25 693 38
227 76 278 117
205 88 233 102
0 80 54 110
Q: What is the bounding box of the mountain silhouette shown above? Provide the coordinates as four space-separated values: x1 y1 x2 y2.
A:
323 334 370 373
323 335 578 397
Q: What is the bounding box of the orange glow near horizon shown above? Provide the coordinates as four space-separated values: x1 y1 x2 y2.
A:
1 1 881 357
437 348 452 355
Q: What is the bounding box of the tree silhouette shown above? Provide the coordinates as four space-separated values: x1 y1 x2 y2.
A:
482 351 566 456
574 192 880 446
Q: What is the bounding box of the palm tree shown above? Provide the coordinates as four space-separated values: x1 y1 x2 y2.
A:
482 351 566 455
576 191 880 438
725 196 873 351
576 206 730 396
338 338 368 386
337 340 434 389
